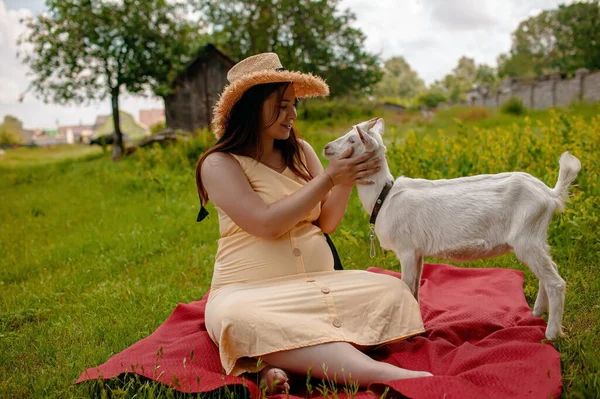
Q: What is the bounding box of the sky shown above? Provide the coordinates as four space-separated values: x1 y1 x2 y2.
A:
0 0 569 129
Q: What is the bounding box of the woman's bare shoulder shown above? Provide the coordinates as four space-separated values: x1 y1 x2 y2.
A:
203 151 236 165
297 138 315 152
297 139 323 172
201 152 240 175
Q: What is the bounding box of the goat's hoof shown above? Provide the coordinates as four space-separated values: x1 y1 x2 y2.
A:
545 327 565 340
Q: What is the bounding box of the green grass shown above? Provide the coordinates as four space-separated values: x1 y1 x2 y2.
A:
1 104 599 398
0 144 104 168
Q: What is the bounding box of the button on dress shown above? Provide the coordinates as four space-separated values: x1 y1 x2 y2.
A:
205 154 425 376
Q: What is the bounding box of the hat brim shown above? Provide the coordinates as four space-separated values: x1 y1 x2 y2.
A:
212 70 329 138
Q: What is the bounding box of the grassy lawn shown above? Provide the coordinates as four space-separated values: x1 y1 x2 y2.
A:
1 104 598 398
0 144 104 168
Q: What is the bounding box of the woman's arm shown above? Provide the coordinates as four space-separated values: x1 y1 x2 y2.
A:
201 150 378 239
299 140 380 234
318 185 353 234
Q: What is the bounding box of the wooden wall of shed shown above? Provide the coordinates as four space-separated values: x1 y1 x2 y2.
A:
165 52 231 133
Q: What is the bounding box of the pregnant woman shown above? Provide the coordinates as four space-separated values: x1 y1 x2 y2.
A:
196 52 431 394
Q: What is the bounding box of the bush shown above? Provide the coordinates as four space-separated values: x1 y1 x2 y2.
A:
299 98 375 122
0 126 23 147
418 91 447 109
132 130 212 172
456 106 490 122
501 97 526 115
149 121 166 135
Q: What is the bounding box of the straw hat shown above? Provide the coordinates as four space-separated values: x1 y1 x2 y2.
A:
211 52 330 138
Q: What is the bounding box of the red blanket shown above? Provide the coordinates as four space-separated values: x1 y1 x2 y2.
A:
76 263 562 398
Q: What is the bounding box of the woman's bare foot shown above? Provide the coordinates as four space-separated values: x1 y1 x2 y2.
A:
408 370 433 378
259 366 290 395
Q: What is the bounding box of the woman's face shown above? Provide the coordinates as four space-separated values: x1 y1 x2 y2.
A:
260 84 298 141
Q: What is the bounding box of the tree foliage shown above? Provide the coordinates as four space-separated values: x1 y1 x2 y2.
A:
418 90 447 109
554 1 600 74
430 57 497 103
19 0 203 160
497 1 600 78
0 115 24 146
196 0 382 97
497 10 559 78
374 56 425 100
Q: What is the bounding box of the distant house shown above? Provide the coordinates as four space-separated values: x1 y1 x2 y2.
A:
94 115 109 131
33 129 67 146
139 109 165 129
164 44 235 133
58 124 95 144
20 129 35 145
94 111 148 140
43 129 59 136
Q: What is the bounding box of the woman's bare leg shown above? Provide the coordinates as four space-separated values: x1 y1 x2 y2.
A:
261 342 431 389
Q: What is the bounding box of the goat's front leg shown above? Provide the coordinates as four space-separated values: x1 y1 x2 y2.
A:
397 251 424 302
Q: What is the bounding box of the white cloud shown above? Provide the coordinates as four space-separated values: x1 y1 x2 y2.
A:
0 1 31 104
4 0 45 14
423 0 498 31
341 0 567 84
0 76 21 104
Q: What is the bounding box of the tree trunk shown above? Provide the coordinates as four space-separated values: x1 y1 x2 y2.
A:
302 99 309 120
111 86 124 161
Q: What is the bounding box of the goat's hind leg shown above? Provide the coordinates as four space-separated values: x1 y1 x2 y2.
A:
514 244 566 340
533 281 549 317
397 251 424 302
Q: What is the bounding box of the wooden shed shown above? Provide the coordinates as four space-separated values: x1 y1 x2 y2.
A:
164 44 235 133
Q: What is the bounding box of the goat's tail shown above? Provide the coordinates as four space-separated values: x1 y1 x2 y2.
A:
553 151 581 210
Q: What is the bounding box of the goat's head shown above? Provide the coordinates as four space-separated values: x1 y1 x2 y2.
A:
323 117 386 160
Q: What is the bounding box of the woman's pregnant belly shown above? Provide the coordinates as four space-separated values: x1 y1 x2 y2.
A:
211 222 334 291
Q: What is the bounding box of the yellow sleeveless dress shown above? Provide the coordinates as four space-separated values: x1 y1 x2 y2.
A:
205 154 425 376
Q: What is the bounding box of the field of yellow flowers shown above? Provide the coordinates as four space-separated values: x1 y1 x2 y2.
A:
387 110 598 259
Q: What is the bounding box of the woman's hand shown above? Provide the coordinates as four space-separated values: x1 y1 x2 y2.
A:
323 148 381 186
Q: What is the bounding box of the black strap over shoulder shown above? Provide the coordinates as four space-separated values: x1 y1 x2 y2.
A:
196 203 209 222
324 233 344 270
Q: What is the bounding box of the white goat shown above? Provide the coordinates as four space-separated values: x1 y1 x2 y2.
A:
323 117 581 340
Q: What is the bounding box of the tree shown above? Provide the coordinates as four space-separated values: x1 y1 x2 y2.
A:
0 115 24 146
497 10 559 78
438 56 477 103
196 0 382 97
497 52 540 79
374 56 425 100
431 57 499 103
475 64 498 89
19 0 203 161
497 2 600 78
554 1 600 74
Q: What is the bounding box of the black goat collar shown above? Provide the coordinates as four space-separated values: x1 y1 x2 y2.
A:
369 181 394 226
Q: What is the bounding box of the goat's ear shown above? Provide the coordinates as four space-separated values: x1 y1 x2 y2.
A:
371 118 384 136
357 125 378 151
357 125 368 143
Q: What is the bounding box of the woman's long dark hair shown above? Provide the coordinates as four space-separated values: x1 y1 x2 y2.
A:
195 82 312 205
